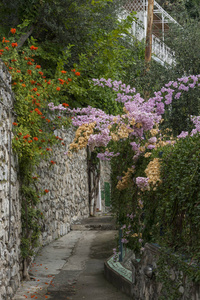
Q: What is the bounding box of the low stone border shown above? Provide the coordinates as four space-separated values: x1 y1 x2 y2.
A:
104 255 133 297
105 244 200 300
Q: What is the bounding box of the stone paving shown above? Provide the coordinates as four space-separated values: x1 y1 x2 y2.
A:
13 216 131 300
13 231 83 300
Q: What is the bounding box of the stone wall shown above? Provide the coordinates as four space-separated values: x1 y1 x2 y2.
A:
0 61 90 299
131 243 200 300
0 61 111 300
36 127 89 245
36 130 112 240
0 61 21 299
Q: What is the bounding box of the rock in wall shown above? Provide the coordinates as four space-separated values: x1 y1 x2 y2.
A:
0 61 21 299
131 243 200 300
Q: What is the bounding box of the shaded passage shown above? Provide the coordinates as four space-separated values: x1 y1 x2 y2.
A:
48 231 131 300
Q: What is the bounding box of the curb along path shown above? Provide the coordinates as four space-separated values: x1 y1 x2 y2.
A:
13 216 131 300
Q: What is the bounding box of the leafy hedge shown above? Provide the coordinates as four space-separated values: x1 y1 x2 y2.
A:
111 133 200 262
149 134 200 256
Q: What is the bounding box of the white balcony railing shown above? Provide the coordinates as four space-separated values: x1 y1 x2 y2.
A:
132 20 175 66
120 0 178 66
152 33 174 65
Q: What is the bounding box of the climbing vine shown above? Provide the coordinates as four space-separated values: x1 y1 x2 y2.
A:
0 28 83 278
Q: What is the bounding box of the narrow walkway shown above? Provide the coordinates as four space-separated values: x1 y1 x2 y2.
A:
13 217 131 300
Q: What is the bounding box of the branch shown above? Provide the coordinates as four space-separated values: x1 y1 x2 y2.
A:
17 25 34 48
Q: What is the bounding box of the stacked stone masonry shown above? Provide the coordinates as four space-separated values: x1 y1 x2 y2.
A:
0 61 21 300
130 243 200 300
0 62 110 300
36 127 90 246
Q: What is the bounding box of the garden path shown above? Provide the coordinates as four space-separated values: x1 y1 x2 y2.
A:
13 216 131 300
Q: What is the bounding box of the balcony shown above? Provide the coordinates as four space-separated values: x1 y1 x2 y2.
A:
121 0 179 66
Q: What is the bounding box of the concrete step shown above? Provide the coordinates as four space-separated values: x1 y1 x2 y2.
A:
71 215 117 231
71 223 117 231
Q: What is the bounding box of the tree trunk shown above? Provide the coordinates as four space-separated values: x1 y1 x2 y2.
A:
145 0 154 65
93 168 100 216
144 0 154 99
23 258 30 281
17 25 34 49
87 148 100 216
87 147 92 214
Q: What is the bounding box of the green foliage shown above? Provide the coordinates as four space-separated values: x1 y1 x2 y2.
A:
156 247 200 299
111 132 200 295
156 0 200 21
121 134 200 258
21 185 42 258
165 20 200 76
0 0 147 114
91 0 113 5
61 11 139 114
0 30 75 260
122 134 200 294
156 250 183 300
0 0 127 70
151 134 200 255
149 2 200 136
110 139 135 223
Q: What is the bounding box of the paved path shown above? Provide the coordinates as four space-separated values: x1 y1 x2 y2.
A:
13 218 131 300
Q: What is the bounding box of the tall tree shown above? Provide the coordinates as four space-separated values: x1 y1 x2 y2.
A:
145 0 154 64
0 0 127 72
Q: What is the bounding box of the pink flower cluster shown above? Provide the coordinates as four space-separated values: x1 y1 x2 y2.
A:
191 115 200 136
93 75 200 117
97 151 120 161
177 116 200 139
68 106 114 129
177 131 189 139
48 102 67 111
92 78 136 94
48 74 200 164
88 129 112 151
136 177 149 190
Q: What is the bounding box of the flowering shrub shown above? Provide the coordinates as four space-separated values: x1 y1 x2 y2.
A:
0 29 82 273
140 134 200 260
49 75 200 266
49 76 200 168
